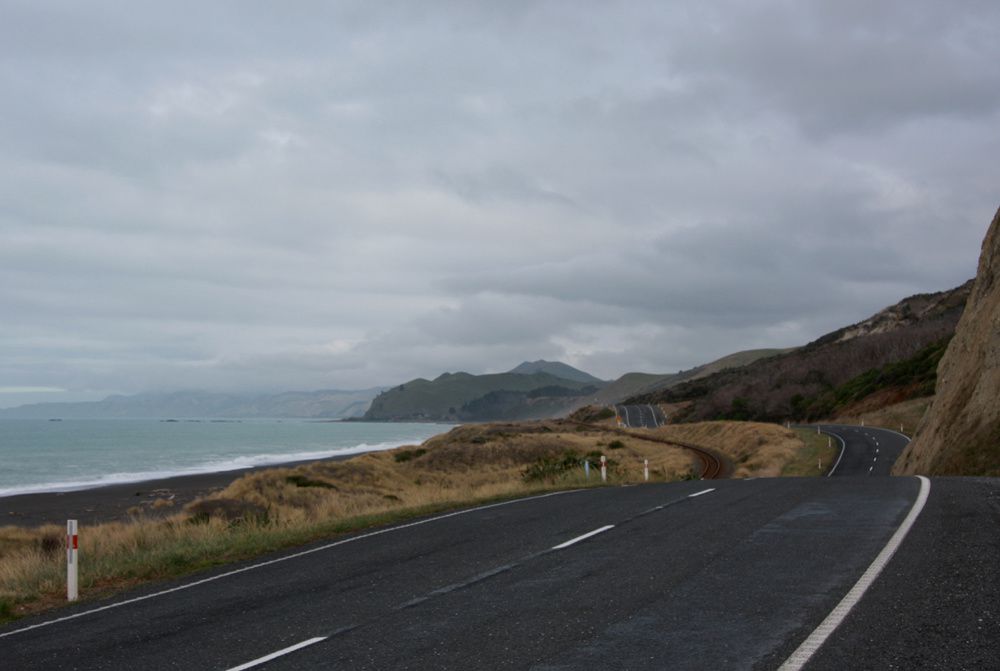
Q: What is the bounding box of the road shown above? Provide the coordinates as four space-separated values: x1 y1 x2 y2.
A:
819 424 909 477
615 404 665 428
1 429 997 669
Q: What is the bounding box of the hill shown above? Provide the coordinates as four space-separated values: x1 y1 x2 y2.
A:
0 388 381 420
507 360 606 384
895 207 1000 476
628 282 973 422
362 371 600 422
576 349 792 408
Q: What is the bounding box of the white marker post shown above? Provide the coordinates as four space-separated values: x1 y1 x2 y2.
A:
584 460 590 480
644 459 649 481
66 519 79 602
600 455 607 483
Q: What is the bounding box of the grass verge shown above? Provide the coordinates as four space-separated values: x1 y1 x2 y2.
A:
783 429 841 476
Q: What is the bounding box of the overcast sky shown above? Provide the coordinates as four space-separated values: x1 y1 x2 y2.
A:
2 1 998 407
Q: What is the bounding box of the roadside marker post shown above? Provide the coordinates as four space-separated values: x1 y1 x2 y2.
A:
584 460 590 480
66 520 78 602
600 455 607 483
644 459 649 481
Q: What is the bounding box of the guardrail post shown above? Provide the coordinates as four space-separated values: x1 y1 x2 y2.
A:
67 519 78 602
600 455 607 483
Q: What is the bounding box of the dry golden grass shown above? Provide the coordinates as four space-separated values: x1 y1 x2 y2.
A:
0 420 693 622
652 421 805 478
834 396 931 436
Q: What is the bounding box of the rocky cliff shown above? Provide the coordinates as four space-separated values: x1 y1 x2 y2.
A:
894 207 1000 476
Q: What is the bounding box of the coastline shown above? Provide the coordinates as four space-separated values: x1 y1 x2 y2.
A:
0 451 370 529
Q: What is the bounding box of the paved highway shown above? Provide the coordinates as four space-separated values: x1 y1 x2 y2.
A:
615 404 665 428
2 431 997 669
818 424 909 477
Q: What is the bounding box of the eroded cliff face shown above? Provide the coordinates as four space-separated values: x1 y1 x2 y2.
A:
894 207 1000 475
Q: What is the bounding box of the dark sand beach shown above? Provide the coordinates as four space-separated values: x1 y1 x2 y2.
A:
1 451 367 529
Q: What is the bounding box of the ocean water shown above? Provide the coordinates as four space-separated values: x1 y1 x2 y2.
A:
0 419 450 496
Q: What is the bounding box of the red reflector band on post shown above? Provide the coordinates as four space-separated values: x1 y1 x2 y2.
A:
72 535 78 550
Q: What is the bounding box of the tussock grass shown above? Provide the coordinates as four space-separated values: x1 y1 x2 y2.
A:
0 420 692 623
652 421 805 478
834 396 932 436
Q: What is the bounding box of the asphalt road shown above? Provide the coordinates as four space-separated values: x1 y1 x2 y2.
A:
615 404 665 428
2 433 997 669
818 424 910 477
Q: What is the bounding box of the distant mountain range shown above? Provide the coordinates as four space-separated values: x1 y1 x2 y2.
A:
0 388 382 420
361 354 786 422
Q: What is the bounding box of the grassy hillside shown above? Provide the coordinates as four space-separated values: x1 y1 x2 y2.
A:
363 371 598 421
630 283 971 423
507 360 606 384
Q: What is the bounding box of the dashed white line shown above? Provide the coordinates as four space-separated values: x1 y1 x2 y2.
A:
778 476 931 670
226 637 327 671
0 489 577 640
552 525 615 550
688 488 715 498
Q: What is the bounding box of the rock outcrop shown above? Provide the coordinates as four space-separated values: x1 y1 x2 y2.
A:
894 207 1000 476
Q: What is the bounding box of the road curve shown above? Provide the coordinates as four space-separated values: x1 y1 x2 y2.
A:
615 404 665 429
5 471 996 670
816 425 910 477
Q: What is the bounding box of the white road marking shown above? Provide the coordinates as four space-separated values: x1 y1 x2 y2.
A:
0 490 577 640
552 525 615 550
778 476 932 670
688 488 715 498
869 466 874 473
226 637 327 671
826 432 847 477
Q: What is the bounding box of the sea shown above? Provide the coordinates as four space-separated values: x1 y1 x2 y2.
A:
0 419 451 497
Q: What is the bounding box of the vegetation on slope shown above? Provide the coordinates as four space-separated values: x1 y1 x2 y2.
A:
630 283 970 423
363 371 599 421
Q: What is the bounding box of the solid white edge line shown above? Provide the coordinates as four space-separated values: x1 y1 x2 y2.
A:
688 488 715 498
778 476 931 671
0 489 577 640
825 431 847 477
552 525 615 550
226 636 327 671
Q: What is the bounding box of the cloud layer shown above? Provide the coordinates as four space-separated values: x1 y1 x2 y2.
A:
1 1 997 405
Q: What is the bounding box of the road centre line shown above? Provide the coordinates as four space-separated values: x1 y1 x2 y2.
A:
226 637 327 671
688 488 715 498
778 476 931 671
0 489 577 640
552 525 615 550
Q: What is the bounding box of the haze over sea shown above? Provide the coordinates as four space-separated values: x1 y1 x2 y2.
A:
0 419 448 497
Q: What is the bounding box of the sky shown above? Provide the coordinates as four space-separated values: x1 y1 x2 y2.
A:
2 1 999 407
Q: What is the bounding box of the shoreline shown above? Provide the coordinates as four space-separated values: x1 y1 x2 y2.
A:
0 451 370 529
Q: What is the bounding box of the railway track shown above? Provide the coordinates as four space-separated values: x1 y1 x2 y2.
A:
577 422 729 479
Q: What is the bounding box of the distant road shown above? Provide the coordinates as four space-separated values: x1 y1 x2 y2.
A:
615 403 665 428
813 424 910 477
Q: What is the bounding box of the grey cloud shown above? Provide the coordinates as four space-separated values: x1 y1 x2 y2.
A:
0 2 995 404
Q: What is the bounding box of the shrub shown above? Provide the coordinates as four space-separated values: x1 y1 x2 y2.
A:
393 448 428 463
522 451 581 483
285 475 337 489
607 440 625 450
